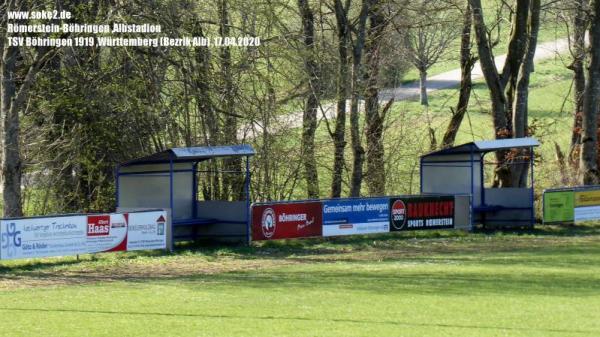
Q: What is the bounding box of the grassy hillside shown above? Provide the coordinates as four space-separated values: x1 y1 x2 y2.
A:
0 225 599 336
290 54 574 207
388 55 573 192
401 1 567 83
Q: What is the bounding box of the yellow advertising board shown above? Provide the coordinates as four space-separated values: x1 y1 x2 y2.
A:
575 190 600 207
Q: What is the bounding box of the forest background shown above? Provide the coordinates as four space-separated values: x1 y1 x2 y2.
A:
1 0 599 219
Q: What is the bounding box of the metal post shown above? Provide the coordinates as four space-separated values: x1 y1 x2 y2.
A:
480 153 485 206
419 157 423 194
245 156 251 245
470 148 475 230
169 158 174 247
530 146 535 227
192 162 198 218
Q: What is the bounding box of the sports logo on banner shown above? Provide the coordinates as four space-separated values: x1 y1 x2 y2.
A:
390 196 454 231
261 208 276 238
252 202 322 240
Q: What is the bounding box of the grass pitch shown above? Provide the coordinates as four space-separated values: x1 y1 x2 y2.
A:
0 226 599 337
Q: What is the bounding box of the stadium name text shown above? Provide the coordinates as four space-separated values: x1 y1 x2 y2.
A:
7 23 162 34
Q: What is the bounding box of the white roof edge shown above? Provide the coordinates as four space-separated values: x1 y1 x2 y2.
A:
171 144 255 159
473 137 539 150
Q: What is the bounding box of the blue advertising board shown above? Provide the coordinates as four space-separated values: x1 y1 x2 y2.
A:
322 198 389 237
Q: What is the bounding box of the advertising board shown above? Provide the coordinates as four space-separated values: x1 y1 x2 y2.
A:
0 210 167 260
86 213 128 253
322 198 389 237
0 215 87 260
127 212 167 250
575 190 600 207
542 190 574 224
390 196 454 231
252 202 322 240
574 190 600 223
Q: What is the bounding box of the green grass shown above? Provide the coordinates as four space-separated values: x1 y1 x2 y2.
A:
0 226 599 336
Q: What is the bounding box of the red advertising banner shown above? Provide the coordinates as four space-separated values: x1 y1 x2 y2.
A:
86 214 128 252
252 202 323 240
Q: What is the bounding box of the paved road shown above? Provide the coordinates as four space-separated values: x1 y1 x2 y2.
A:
239 38 568 139
380 38 569 101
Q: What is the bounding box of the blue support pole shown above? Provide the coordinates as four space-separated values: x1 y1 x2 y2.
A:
169 158 174 247
419 157 423 194
192 162 198 218
480 153 485 206
530 146 535 227
245 156 251 245
470 148 475 230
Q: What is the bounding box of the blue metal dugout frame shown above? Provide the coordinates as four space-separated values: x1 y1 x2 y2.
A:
116 144 255 246
420 137 539 229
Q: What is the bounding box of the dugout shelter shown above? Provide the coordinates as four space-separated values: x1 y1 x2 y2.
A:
420 137 539 228
116 144 254 248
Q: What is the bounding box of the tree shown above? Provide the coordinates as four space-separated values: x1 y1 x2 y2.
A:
580 0 600 184
218 0 244 201
442 2 476 148
297 0 321 198
403 0 461 106
364 0 390 195
469 0 541 187
329 0 351 198
1 0 55 217
562 0 589 168
510 0 540 186
349 0 370 197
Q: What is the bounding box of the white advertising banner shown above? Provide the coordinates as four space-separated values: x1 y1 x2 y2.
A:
574 206 600 223
0 215 87 260
127 211 167 251
0 210 167 260
322 198 390 237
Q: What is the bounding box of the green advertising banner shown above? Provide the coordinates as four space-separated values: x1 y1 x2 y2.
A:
543 190 574 224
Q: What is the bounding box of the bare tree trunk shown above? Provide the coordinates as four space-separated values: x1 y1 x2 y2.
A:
0 45 22 217
511 0 540 187
364 0 387 196
580 0 600 184
192 24 220 201
218 0 243 200
0 5 3 183
1 0 53 216
501 0 531 120
470 0 508 135
419 68 428 106
568 0 588 167
470 0 511 187
349 0 370 197
298 0 320 198
331 0 350 198
442 3 475 149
